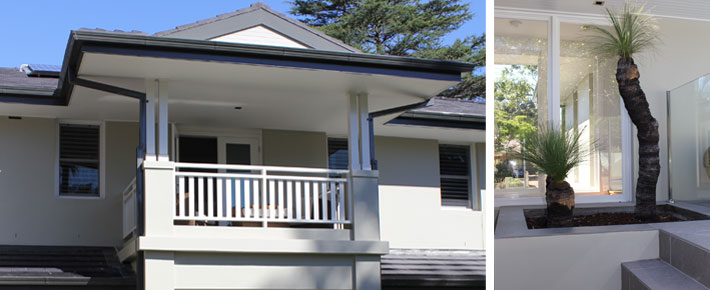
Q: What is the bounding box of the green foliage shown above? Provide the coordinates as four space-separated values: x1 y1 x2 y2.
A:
588 3 659 59
512 125 590 182
494 65 538 152
290 0 484 98
291 0 472 55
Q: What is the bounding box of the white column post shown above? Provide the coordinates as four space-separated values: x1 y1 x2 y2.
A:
158 80 169 161
145 79 157 161
358 93 371 170
348 92 362 170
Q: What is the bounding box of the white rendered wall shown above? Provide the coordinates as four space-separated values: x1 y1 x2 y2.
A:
0 117 135 246
496 231 659 290
375 136 484 250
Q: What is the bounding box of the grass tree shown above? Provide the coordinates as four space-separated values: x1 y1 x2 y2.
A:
589 4 660 221
514 126 588 227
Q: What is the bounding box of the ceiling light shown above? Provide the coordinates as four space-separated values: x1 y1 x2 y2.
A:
594 1 605 6
234 106 243 110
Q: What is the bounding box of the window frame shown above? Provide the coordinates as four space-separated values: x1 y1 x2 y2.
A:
494 9 634 206
55 120 106 199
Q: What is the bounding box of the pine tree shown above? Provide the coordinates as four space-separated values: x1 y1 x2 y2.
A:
290 0 484 99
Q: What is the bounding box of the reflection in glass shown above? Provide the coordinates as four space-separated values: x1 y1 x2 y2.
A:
559 23 622 196
494 18 548 198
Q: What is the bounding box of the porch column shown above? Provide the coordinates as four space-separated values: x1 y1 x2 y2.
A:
158 81 169 161
347 92 373 170
347 92 382 290
144 80 157 161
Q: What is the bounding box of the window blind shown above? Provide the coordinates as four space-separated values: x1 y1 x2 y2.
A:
439 145 471 207
59 124 100 197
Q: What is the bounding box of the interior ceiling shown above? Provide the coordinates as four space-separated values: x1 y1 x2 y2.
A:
0 52 480 143
496 0 710 21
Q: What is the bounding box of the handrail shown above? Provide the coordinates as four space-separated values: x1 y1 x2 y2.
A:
174 162 349 175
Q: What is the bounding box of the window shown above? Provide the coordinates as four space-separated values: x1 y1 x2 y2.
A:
439 145 471 207
328 138 348 170
494 14 629 204
58 124 100 197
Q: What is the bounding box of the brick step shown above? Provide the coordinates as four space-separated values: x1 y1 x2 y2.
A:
622 259 708 290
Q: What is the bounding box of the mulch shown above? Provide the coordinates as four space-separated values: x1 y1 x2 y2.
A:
526 212 683 229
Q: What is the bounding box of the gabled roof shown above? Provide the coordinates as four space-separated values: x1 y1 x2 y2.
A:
154 2 360 53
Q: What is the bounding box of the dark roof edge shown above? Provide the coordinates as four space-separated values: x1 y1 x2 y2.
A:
73 30 476 73
0 30 475 106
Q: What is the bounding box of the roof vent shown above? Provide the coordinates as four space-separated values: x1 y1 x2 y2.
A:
20 64 61 78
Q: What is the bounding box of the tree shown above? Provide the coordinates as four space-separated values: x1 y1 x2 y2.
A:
290 0 484 99
589 4 660 221
514 125 589 227
494 65 538 153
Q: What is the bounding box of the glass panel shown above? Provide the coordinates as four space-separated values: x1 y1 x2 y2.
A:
59 161 99 196
226 143 251 165
669 74 710 201
494 18 548 198
559 22 622 196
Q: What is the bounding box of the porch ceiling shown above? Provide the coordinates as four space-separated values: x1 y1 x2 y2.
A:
496 0 710 21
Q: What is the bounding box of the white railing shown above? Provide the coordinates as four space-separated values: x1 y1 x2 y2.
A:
122 177 137 238
174 163 350 228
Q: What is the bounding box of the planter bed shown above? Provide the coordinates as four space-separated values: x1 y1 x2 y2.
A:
525 204 708 229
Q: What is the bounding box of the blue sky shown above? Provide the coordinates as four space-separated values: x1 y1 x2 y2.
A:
0 0 484 67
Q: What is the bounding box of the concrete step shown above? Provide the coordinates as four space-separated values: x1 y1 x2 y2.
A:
622 259 708 290
655 221 710 287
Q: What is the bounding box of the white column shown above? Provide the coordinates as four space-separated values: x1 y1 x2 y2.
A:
158 80 169 161
348 92 361 170
145 79 157 161
358 93 371 170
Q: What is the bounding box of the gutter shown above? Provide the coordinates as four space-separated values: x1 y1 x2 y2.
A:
1 30 475 106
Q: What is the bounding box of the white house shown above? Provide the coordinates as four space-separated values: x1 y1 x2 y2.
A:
495 1 710 290
0 3 485 290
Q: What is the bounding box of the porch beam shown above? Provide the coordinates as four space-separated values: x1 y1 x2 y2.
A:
158 80 169 161
145 79 157 160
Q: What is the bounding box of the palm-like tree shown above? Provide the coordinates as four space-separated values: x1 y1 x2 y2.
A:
589 4 660 221
515 125 588 227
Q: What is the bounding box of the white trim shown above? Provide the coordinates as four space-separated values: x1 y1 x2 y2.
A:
54 120 105 200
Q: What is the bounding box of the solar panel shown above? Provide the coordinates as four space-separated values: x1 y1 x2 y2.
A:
25 64 61 77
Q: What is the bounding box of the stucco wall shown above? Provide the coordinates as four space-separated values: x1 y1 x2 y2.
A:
262 129 327 168
375 136 484 250
495 231 659 290
0 117 135 246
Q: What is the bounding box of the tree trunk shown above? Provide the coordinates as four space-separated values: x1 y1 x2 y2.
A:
616 57 660 221
545 177 575 227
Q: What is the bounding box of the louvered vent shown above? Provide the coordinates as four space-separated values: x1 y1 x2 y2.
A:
328 138 349 170
439 145 471 207
59 124 100 196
